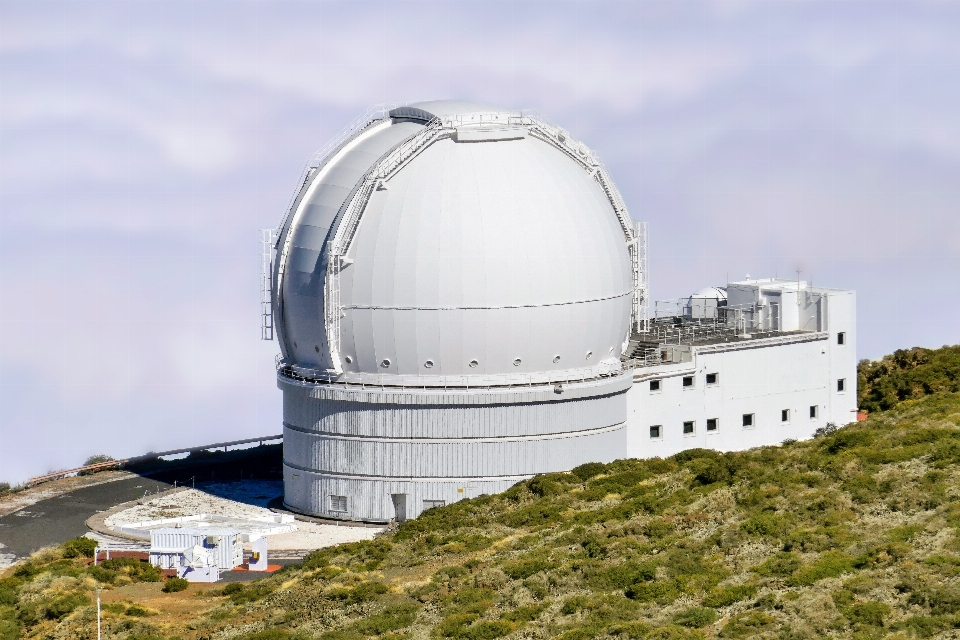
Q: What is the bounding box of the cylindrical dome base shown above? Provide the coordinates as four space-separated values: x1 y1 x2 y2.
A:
279 372 632 522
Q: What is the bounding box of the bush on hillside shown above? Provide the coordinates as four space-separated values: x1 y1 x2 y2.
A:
858 344 960 412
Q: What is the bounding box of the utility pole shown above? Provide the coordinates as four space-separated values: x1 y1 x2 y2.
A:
96 584 102 640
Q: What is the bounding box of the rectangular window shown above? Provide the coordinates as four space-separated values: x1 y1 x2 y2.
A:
650 425 662 439
649 380 661 392
330 495 348 513
706 373 718 385
838 378 846 392
683 421 695 435
742 413 754 427
781 409 790 423
706 418 718 432
682 376 694 388
837 332 846 345
810 405 818 419
422 499 446 511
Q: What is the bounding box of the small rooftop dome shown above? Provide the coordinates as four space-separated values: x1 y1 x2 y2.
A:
690 287 728 302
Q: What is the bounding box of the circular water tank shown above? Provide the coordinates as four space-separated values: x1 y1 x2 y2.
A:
274 100 634 379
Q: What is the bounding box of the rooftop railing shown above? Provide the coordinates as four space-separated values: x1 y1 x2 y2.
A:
275 353 632 391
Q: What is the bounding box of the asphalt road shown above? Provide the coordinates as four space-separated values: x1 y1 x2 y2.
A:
0 476 173 561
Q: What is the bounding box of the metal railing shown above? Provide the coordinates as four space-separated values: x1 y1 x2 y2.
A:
275 354 633 391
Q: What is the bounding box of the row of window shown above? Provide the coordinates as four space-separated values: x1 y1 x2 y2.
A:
649 373 718 392
650 406 823 438
329 495 446 513
651 376 848 393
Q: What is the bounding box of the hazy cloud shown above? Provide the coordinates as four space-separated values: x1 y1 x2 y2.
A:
1 0 957 483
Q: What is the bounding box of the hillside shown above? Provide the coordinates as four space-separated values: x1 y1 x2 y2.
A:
858 345 960 413
3 348 960 639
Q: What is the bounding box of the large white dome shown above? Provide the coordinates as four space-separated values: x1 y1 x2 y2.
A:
274 100 636 380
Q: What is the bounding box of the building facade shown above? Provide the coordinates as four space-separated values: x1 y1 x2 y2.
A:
263 102 857 523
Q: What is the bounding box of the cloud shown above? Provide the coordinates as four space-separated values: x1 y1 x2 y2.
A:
1 0 958 482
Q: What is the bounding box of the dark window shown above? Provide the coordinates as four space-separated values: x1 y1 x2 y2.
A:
650 380 660 392
781 409 790 422
838 378 846 392
837 332 846 345
423 500 445 511
330 495 348 512
706 373 718 385
650 425 661 439
706 418 718 432
683 421 694 434
743 413 754 427
682 376 694 388
810 405 818 419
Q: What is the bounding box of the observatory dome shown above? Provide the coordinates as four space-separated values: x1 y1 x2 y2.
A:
271 101 642 522
274 100 634 380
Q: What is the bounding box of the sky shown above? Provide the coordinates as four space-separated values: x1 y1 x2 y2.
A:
1 0 958 484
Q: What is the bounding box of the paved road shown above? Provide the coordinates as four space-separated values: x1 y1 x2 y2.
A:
0 476 173 561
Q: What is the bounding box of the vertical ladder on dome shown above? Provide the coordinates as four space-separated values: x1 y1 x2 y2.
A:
260 228 276 340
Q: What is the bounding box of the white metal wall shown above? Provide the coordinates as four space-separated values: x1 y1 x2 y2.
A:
281 373 631 522
626 289 857 458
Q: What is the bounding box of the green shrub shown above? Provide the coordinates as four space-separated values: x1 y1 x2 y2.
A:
821 430 873 454
788 551 854 586
888 524 923 542
0 618 21 640
560 596 587 615
434 612 479 637
98 557 162 582
503 556 550 580
501 503 565 528
223 581 277 604
528 476 563 497
905 585 960 615
45 593 91 619
753 552 801 577
739 513 788 538
0 579 20 607
62 536 98 558
444 588 495 614
352 604 417 634
719 611 774 638
702 584 758 608
162 577 189 593
87 565 118 584
501 604 544 623
847 601 890 627
893 615 951 637
858 345 960 412
571 462 607 481
673 606 718 628
643 518 676 539
125 604 152 617
624 580 679 604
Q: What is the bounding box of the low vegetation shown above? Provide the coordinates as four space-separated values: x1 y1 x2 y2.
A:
2 346 959 639
859 345 960 413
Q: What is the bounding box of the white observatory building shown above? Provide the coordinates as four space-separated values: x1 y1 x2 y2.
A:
262 100 857 523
